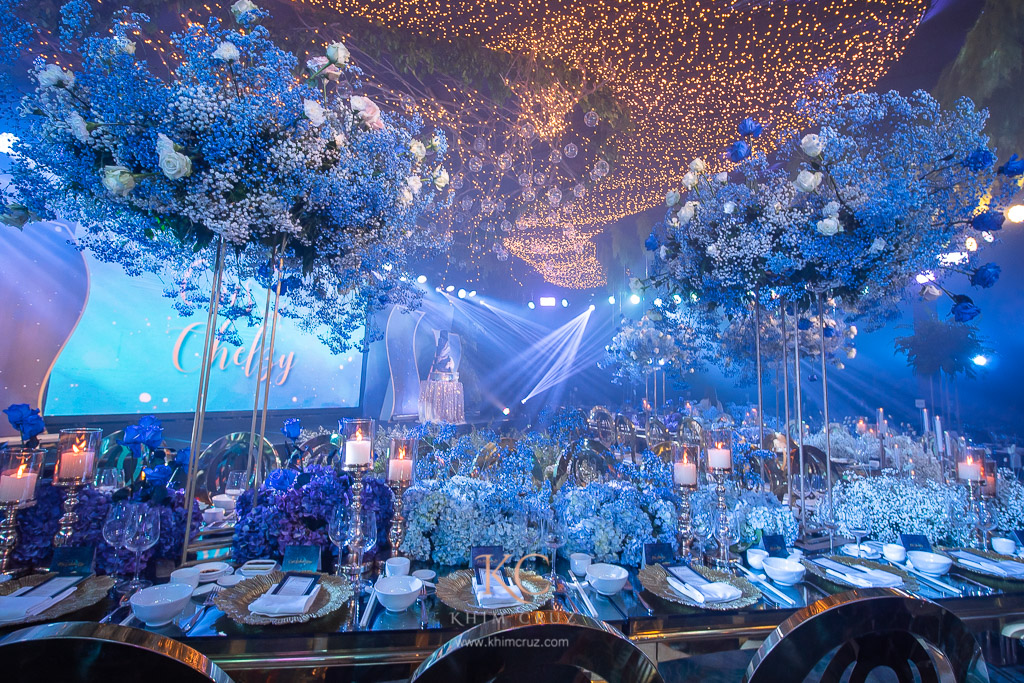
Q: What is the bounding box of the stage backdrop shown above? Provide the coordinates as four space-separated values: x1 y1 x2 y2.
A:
0 219 364 432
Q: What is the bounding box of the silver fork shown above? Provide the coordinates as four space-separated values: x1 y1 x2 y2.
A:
417 585 429 629
181 587 220 635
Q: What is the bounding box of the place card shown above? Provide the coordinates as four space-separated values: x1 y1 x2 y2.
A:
900 534 932 552
470 546 511 586
282 545 321 572
49 545 95 576
663 563 709 587
762 534 788 558
643 542 674 566
269 572 320 597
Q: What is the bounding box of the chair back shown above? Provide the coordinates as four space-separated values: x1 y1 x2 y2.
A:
0 621 233 683
411 610 663 683
744 588 989 683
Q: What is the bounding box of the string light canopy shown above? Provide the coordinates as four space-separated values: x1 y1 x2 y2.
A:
17 0 930 289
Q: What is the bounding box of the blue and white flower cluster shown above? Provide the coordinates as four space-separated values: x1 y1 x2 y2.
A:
3 2 449 353
600 307 709 385
647 86 1021 327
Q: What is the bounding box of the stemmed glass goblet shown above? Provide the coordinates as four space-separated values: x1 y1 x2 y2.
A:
844 507 872 558
541 512 566 585
123 504 161 595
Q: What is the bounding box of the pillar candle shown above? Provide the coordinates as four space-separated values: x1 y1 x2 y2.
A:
673 461 697 486
708 447 732 470
0 467 37 502
957 458 982 482
58 448 95 481
344 439 372 466
388 456 413 483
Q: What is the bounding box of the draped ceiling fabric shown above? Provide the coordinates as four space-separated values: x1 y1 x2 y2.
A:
284 0 929 287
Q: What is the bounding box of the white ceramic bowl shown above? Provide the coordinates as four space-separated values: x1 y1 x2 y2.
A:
411 569 436 583
211 494 236 511
168 567 201 590
202 507 225 523
907 551 953 576
130 583 193 626
586 563 628 595
761 557 806 586
882 544 907 564
374 575 423 612
746 548 768 570
993 537 1017 556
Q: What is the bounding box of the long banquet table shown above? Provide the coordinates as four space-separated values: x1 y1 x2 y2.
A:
4 556 1024 682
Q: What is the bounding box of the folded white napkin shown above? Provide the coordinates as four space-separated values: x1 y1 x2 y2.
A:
472 577 523 608
853 567 903 588
248 584 321 616
952 551 1024 578
0 586 77 624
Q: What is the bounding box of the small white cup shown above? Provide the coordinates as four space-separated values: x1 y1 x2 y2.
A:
168 567 201 590
882 543 907 564
570 552 592 577
992 537 1017 556
747 548 768 570
385 556 411 577
202 507 225 523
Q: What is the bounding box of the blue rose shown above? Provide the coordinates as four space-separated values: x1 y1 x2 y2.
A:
962 148 996 172
3 404 45 443
142 465 172 488
970 210 1004 233
173 448 191 468
998 153 1024 177
970 263 1000 288
951 298 981 323
822 325 836 338
266 468 298 492
644 231 659 251
737 117 762 138
797 318 812 330
120 421 164 457
728 140 751 162
281 418 302 440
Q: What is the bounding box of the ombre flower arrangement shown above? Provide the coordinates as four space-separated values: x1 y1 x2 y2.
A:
232 465 393 565
3 1 450 353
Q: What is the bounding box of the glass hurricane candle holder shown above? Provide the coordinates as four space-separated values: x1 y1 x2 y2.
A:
386 437 418 557
339 418 375 592
704 429 733 569
0 448 43 574
672 443 699 562
54 428 102 547
982 455 998 499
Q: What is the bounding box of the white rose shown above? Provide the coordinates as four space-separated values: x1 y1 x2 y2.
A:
409 140 426 161
37 64 74 88
334 132 347 148
159 150 192 180
213 41 240 62
848 325 858 337
155 133 176 157
723 201 736 215
67 112 90 142
303 99 325 126
101 165 136 196
823 201 840 216
800 133 823 157
398 186 414 207
794 169 823 193
326 41 350 66
350 95 383 130
231 0 258 21
677 200 698 224
659 245 667 260
407 175 423 195
706 244 720 258
681 171 697 190
921 284 942 301
846 348 857 359
665 189 680 207
714 171 728 184
114 37 136 55
816 217 842 236
689 157 706 173
306 56 329 71
869 237 886 254
433 167 449 189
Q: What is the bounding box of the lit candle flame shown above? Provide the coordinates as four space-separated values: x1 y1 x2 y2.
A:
398 446 406 460
354 427 363 440
967 455 973 465
16 464 26 477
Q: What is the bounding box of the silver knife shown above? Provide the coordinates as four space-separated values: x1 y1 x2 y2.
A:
736 564 796 606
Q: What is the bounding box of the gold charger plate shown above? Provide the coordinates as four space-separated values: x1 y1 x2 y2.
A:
0 573 115 626
435 569 553 616
802 555 919 591
637 564 759 610
214 571 352 626
939 547 1024 581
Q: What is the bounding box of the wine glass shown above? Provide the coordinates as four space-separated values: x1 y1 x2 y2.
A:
94 468 126 494
977 500 998 549
328 506 348 576
541 510 566 585
692 509 715 566
224 471 247 497
844 507 872 558
123 505 160 594
103 503 131 590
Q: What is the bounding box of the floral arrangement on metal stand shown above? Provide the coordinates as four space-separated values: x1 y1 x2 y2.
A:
232 465 393 566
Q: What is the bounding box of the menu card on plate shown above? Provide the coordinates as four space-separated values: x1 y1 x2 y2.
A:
282 545 321 572
663 563 709 586
761 534 788 558
22 575 87 598
644 542 674 566
269 572 320 597
470 545 512 586
900 534 932 552
49 546 95 576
